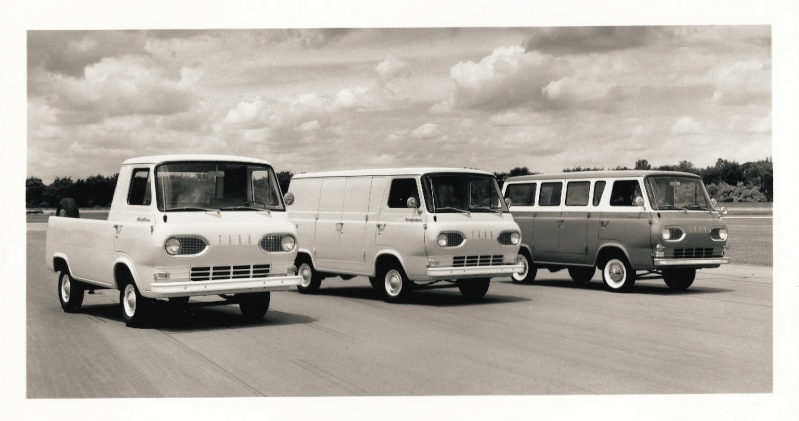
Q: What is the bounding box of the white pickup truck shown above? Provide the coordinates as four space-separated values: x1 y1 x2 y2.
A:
45 155 302 327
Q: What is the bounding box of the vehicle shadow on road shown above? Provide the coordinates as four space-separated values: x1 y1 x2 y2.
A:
79 302 316 332
500 279 735 295
316 285 531 307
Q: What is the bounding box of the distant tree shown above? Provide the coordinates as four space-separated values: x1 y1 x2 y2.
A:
634 159 651 170
276 170 293 194
494 167 535 189
26 177 45 207
42 177 74 208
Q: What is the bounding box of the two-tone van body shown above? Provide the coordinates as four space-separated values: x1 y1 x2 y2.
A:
285 168 525 302
502 170 730 292
46 155 302 326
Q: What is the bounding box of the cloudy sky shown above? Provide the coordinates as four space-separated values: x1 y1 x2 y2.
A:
27 27 771 183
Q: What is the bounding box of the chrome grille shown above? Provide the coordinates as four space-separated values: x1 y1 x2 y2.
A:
173 236 208 255
191 264 271 281
453 255 504 267
259 235 282 252
670 248 721 258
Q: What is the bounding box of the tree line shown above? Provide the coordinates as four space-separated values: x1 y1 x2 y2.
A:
26 158 773 208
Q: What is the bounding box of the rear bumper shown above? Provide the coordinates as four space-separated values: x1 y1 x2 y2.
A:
150 275 302 297
426 264 525 280
654 257 730 267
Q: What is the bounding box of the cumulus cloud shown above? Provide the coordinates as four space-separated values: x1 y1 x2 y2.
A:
542 77 611 105
524 27 666 55
28 31 149 78
376 55 410 82
490 111 530 126
447 46 561 111
711 61 771 105
671 116 703 135
410 123 441 139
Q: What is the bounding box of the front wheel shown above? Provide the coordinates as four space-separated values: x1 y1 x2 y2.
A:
601 257 636 292
120 282 151 327
511 252 537 284
296 257 322 294
58 271 84 313
663 269 696 291
568 267 595 285
458 278 490 300
239 292 271 321
381 265 413 303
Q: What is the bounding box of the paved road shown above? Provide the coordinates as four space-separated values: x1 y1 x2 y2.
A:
26 224 772 398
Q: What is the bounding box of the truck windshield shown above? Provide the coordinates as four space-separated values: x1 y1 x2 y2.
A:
155 162 284 212
422 173 508 213
645 175 712 211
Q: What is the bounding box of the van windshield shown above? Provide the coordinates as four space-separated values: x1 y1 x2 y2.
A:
645 175 711 211
155 162 284 212
422 173 508 213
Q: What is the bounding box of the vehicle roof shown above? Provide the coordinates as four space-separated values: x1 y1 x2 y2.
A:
505 170 701 182
121 154 272 166
293 167 495 179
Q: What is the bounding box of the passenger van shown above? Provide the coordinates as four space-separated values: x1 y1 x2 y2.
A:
285 168 525 302
502 171 730 292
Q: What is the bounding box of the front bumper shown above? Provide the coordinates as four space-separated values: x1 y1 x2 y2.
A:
150 275 302 297
426 263 525 280
654 257 730 267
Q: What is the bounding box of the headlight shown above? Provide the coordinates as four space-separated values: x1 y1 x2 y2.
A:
498 231 520 245
165 237 181 255
510 232 520 245
280 235 296 252
711 227 728 241
437 233 449 247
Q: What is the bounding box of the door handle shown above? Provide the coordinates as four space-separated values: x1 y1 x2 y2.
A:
600 220 609 227
113 224 122 234
336 222 343 231
377 223 386 230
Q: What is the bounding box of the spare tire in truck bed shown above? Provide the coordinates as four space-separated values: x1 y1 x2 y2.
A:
56 198 80 218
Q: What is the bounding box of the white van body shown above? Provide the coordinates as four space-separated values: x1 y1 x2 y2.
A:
286 168 524 301
502 170 730 292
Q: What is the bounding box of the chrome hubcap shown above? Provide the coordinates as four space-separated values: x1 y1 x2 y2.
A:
299 264 312 287
385 270 402 296
123 285 137 317
61 276 71 302
513 255 528 280
609 263 624 282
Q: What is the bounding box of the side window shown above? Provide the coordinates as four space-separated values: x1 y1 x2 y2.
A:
505 183 536 206
593 181 606 206
128 168 151 206
387 178 419 208
565 181 590 206
538 182 562 207
609 180 643 207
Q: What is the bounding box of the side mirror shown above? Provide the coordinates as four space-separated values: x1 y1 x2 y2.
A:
284 192 295 206
407 197 419 209
504 197 512 208
634 196 644 207
719 207 728 216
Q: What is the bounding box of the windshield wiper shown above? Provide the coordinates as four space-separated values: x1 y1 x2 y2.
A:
436 206 470 215
220 206 264 211
681 204 712 211
469 205 503 214
167 206 220 213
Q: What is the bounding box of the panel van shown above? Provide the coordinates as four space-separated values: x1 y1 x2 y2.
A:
285 168 525 302
502 171 730 292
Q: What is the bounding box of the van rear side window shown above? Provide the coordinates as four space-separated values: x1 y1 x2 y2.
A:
538 182 562 206
505 183 535 206
565 181 590 206
387 178 419 208
593 181 606 206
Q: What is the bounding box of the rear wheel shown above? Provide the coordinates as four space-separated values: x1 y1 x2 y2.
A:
568 267 595 284
511 252 537 283
601 256 636 292
239 292 271 321
458 278 490 300
58 271 84 313
663 269 696 291
120 282 151 327
296 256 322 294
380 265 413 303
